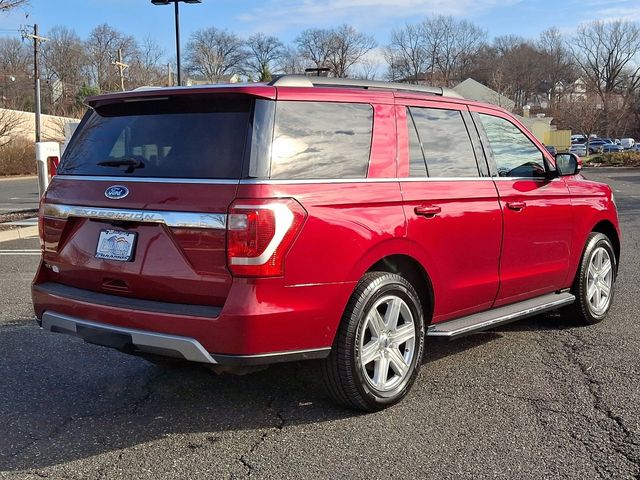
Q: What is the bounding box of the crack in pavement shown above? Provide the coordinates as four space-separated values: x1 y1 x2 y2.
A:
558 330 640 478
234 395 287 479
4 367 168 470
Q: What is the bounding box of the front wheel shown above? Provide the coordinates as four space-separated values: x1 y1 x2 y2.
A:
564 232 617 325
322 272 425 411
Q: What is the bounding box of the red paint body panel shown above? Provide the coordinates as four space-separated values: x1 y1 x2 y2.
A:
400 180 502 321
492 177 575 306
32 83 622 361
32 277 354 354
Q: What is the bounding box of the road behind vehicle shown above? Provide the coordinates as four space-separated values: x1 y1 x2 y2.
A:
33 76 621 411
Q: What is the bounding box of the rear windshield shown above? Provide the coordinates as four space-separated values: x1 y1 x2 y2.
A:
58 95 252 179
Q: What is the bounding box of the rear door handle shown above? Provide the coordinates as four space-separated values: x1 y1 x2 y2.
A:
506 201 526 211
415 205 442 217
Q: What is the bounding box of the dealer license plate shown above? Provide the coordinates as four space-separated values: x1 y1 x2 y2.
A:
95 229 137 262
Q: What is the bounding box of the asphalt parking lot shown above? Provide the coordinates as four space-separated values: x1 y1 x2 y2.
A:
1 168 639 479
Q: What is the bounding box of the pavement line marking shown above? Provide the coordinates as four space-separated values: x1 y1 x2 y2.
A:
0 252 41 255
0 249 41 252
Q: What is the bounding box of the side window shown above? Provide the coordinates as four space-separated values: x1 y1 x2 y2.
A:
407 108 427 177
479 114 546 178
270 101 373 179
410 107 479 178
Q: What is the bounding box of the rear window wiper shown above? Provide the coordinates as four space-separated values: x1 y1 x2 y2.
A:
97 157 145 173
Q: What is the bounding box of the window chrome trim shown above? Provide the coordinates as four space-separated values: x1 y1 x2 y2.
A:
240 177 504 184
43 204 227 230
54 174 550 185
54 175 240 185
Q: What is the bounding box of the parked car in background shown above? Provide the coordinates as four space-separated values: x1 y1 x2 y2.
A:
544 145 557 156
33 76 621 411
602 143 624 153
571 135 586 144
621 138 636 150
586 141 605 154
570 144 587 156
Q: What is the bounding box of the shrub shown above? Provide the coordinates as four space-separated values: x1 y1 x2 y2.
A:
0 138 36 176
586 152 640 168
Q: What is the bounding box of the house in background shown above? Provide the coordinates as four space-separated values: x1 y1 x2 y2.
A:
453 78 571 150
453 78 516 111
185 74 241 86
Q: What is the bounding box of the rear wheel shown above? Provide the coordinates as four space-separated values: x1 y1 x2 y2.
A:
564 232 617 325
322 272 425 411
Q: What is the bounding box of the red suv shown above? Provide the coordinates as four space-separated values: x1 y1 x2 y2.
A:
33 76 621 411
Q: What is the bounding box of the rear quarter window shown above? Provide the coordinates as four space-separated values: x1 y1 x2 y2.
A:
269 101 373 179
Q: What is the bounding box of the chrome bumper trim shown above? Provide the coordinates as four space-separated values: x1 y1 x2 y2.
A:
42 311 218 364
42 203 227 230
40 311 332 366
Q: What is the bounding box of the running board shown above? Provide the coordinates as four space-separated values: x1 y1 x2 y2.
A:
427 292 575 338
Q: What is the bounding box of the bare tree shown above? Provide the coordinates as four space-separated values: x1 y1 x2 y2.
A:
0 0 28 11
352 56 380 80
276 46 306 74
296 28 333 71
185 27 247 82
245 33 284 82
429 16 486 85
0 37 31 109
128 36 166 86
384 23 428 83
42 26 87 110
421 16 448 84
86 24 139 92
572 20 640 135
538 27 577 108
326 25 376 78
553 99 603 149
0 108 25 147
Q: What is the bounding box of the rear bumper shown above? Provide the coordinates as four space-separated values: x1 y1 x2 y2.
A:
40 311 329 365
32 278 355 363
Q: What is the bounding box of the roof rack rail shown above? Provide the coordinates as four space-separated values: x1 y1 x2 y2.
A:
269 75 463 99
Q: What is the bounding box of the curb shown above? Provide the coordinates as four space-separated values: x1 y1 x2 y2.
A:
0 226 39 243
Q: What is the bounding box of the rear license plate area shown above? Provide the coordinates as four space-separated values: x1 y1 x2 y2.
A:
95 229 137 262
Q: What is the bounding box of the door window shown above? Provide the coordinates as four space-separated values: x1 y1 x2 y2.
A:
479 114 547 178
409 107 479 178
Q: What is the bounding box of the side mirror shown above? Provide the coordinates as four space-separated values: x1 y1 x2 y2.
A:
555 153 582 176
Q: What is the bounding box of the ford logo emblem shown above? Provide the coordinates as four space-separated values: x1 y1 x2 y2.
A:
104 185 129 200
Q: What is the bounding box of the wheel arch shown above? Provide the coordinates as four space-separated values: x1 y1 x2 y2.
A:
366 254 435 326
592 219 620 267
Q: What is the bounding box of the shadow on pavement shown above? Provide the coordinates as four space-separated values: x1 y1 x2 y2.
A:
0 310 569 472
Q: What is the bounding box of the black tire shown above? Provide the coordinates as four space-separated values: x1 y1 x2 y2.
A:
563 232 617 325
321 272 425 412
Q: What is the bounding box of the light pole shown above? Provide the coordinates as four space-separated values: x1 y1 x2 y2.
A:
151 0 201 87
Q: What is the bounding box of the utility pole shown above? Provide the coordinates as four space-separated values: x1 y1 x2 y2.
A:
174 0 181 86
167 62 173 86
22 24 48 143
112 48 129 92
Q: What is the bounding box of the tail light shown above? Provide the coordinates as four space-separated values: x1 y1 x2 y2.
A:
227 198 306 277
37 198 44 251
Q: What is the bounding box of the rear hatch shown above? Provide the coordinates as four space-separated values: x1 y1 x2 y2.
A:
39 90 269 307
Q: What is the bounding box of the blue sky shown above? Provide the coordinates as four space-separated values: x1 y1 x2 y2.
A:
1 0 639 58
